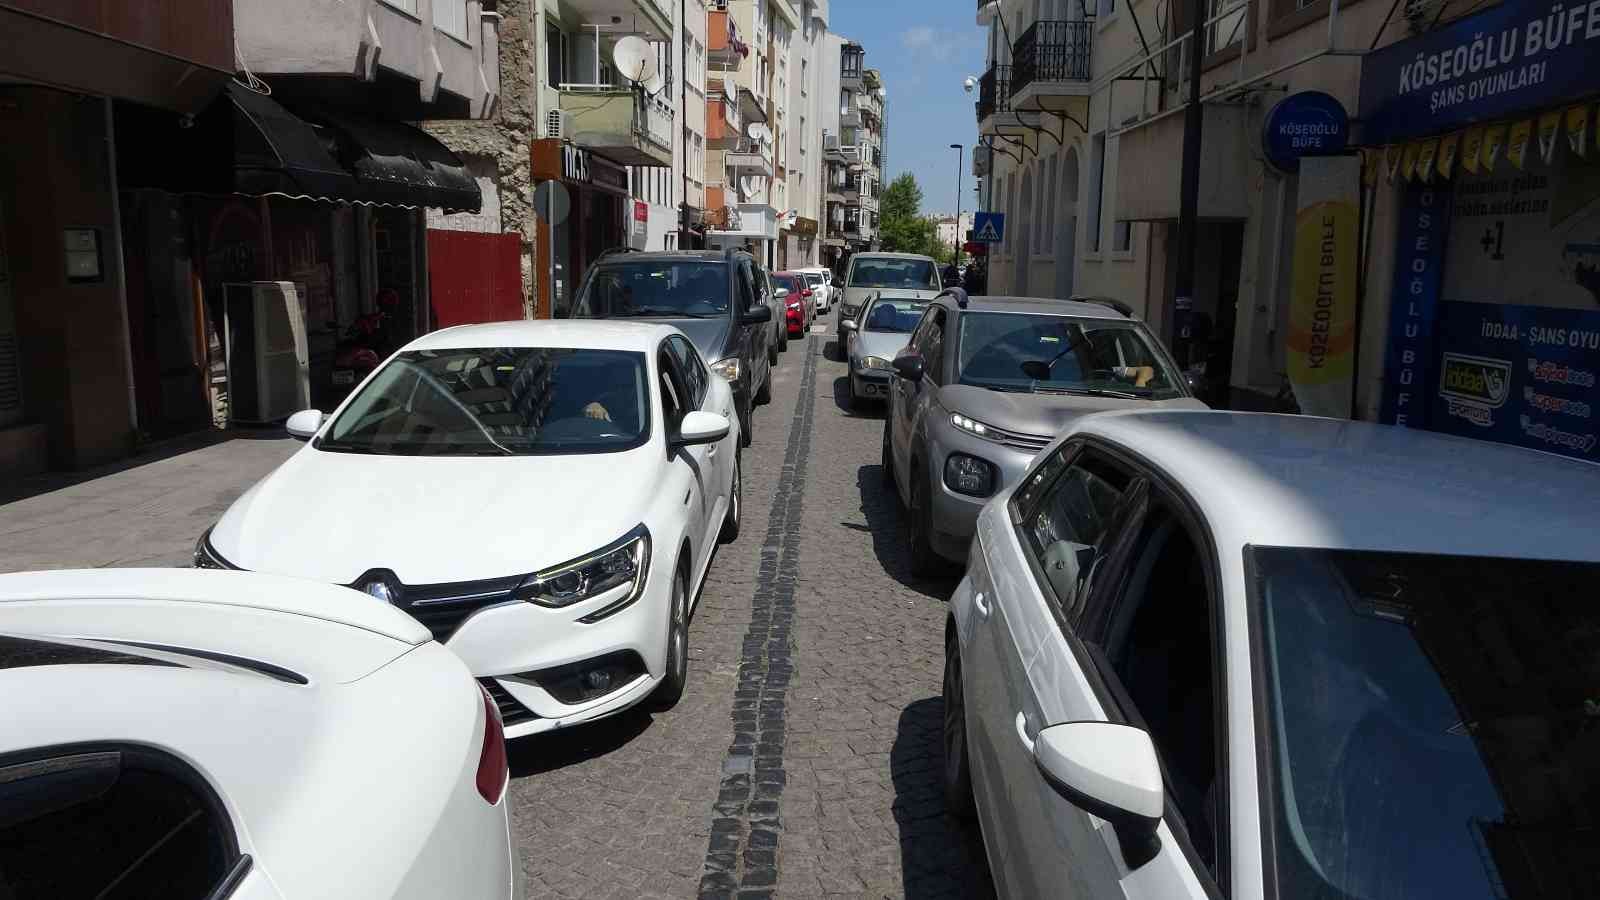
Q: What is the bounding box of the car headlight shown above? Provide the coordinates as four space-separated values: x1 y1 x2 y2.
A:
944 453 997 497
951 413 996 438
710 357 741 382
516 525 651 620
192 528 239 570
859 356 892 371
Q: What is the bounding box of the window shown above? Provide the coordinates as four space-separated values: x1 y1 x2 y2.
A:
546 23 565 86
1089 133 1106 252
913 308 947 384
657 348 688 432
0 744 245 898
435 0 469 41
801 58 808 97
666 335 708 408
1113 221 1133 252
379 0 418 14
1207 0 1249 54
1019 447 1132 620
800 116 808 154
1102 501 1221 879
954 313 1186 398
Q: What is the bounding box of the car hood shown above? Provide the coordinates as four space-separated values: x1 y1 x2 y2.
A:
938 384 1208 437
851 329 914 362
632 316 734 362
210 445 663 585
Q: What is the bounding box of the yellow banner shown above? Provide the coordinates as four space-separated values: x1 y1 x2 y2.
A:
1483 123 1507 170
1438 133 1460 179
1570 104 1591 158
1506 119 1532 169
1400 142 1420 181
1287 155 1361 420
1416 138 1439 182
1461 126 1485 174
1538 110 1562 165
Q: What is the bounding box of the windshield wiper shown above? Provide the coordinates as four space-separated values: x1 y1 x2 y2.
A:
961 380 1029 393
1033 386 1144 400
315 441 384 454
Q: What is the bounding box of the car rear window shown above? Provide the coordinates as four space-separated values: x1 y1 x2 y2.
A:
848 258 939 290
573 260 729 319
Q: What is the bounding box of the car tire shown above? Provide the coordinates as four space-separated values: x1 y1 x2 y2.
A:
943 630 977 819
846 379 859 411
908 467 940 577
739 393 754 448
881 419 895 489
719 450 742 544
650 564 690 710
755 368 773 404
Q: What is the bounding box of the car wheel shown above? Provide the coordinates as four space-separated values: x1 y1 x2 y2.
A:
943 630 977 819
739 394 754 447
770 329 782 362
719 450 742 544
650 564 690 710
846 379 859 411
881 419 895 489
755 367 773 404
908 467 940 577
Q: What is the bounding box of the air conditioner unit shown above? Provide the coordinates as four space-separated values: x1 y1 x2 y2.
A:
223 281 309 425
822 133 840 151
546 109 570 140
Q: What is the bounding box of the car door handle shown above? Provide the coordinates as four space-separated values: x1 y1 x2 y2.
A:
1014 711 1035 754
973 591 991 620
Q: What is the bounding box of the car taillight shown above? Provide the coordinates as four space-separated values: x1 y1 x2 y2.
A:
476 685 508 804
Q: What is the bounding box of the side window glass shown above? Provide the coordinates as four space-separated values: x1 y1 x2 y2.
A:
737 261 756 311
669 336 707 408
1023 450 1131 621
658 350 687 431
924 310 947 385
1103 505 1221 881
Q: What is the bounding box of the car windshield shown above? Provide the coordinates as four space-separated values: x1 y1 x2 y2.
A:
954 312 1183 398
318 348 649 456
804 274 824 287
860 298 926 333
1250 547 1600 900
774 274 803 294
572 260 728 319
848 258 939 290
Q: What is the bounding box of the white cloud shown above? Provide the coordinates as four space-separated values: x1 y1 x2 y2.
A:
901 26 937 51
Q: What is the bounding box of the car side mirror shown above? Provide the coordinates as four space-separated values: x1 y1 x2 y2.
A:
672 410 731 448
892 352 924 381
1033 722 1164 870
839 319 857 333
1020 360 1052 381
775 287 790 300
285 409 324 441
742 304 773 325
1185 371 1203 394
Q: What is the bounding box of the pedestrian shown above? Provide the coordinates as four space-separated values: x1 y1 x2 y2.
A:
964 259 987 295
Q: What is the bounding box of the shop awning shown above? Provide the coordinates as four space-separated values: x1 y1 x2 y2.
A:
117 83 481 213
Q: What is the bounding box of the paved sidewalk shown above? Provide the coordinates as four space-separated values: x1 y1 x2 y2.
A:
0 431 298 572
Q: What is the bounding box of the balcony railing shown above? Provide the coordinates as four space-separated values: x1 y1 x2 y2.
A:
976 65 1011 121
1011 20 1092 94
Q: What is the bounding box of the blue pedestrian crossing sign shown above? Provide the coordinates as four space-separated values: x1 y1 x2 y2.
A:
972 212 1005 243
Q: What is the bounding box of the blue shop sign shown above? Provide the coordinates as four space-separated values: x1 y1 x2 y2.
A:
1359 0 1600 145
1262 91 1349 173
1429 301 1600 461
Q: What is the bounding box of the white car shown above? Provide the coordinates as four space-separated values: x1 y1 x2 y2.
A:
797 266 832 312
944 410 1600 899
837 252 942 326
0 568 518 900
197 321 743 737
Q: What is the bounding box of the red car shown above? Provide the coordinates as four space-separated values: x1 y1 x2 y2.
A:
772 271 815 337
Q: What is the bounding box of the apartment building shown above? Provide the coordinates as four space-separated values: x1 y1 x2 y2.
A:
682 0 711 247
819 38 884 271
782 0 831 269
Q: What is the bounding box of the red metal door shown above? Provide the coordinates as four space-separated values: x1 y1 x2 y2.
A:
427 230 524 328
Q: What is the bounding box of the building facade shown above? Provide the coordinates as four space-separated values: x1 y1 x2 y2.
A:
781 0 830 270
819 38 883 273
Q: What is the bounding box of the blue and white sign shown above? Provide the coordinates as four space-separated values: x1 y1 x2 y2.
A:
1379 183 1452 428
972 212 1006 243
1359 0 1600 145
1261 91 1349 173
1429 301 1600 460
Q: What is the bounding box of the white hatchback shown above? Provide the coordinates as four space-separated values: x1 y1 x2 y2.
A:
0 568 518 900
198 321 743 737
944 410 1600 899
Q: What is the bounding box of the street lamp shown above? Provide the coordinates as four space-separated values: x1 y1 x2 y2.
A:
950 143 964 269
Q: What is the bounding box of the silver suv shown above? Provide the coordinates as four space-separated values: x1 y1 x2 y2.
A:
882 290 1205 573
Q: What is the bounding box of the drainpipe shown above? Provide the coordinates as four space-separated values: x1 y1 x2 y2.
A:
104 97 139 437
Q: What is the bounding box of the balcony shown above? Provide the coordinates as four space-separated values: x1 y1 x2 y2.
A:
725 139 774 177
706 88 741 148
1010 20 1092 107
566 0 671 38
976 64 1011 123
557 86 674 167
709 202 778 239
840 105 862 129
841 45 864 90
823 133 846 162
708 9 747 70
233 0 500 119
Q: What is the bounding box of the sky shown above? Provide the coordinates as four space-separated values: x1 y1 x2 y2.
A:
829 1 986 217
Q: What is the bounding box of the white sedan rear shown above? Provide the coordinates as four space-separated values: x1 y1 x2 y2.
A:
197 321 742 737
0 568 518 900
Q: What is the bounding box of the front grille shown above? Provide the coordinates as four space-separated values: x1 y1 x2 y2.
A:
479 677 540 727
984 424 1054 453
353 573 524 643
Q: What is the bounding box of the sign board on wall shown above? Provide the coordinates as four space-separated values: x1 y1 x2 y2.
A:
972 212 1005 243
1358 0 1600 145
1261 91 1350 174
1378 183 1453 427
1286 155 1362 418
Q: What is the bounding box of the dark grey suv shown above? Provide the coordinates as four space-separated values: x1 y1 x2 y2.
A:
572 249 776 446
883 290 1206 573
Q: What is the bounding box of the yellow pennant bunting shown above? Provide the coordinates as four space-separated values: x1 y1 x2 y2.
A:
1437 133 1460 179
1482 123 1507 170
1362 149 1380 187
1506 119 1533 170
1461 126 1485 174
1569 104 1591 158
1385 145 1403 182
1538 110 1562 165
1415 138 1439 182
1400 142 1420 181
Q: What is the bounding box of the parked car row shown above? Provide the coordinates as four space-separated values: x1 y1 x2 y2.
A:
831 270 1600 899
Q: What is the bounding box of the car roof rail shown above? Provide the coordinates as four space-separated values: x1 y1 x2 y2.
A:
1073 295 1135 318
595 246 639 261
937 287 969 309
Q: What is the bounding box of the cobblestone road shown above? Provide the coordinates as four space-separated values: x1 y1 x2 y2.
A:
0 323 996 898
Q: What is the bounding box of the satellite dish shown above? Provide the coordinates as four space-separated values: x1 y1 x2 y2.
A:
741 176 761 198
612 36 655 85
962 76 978 94
643 68 665 95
